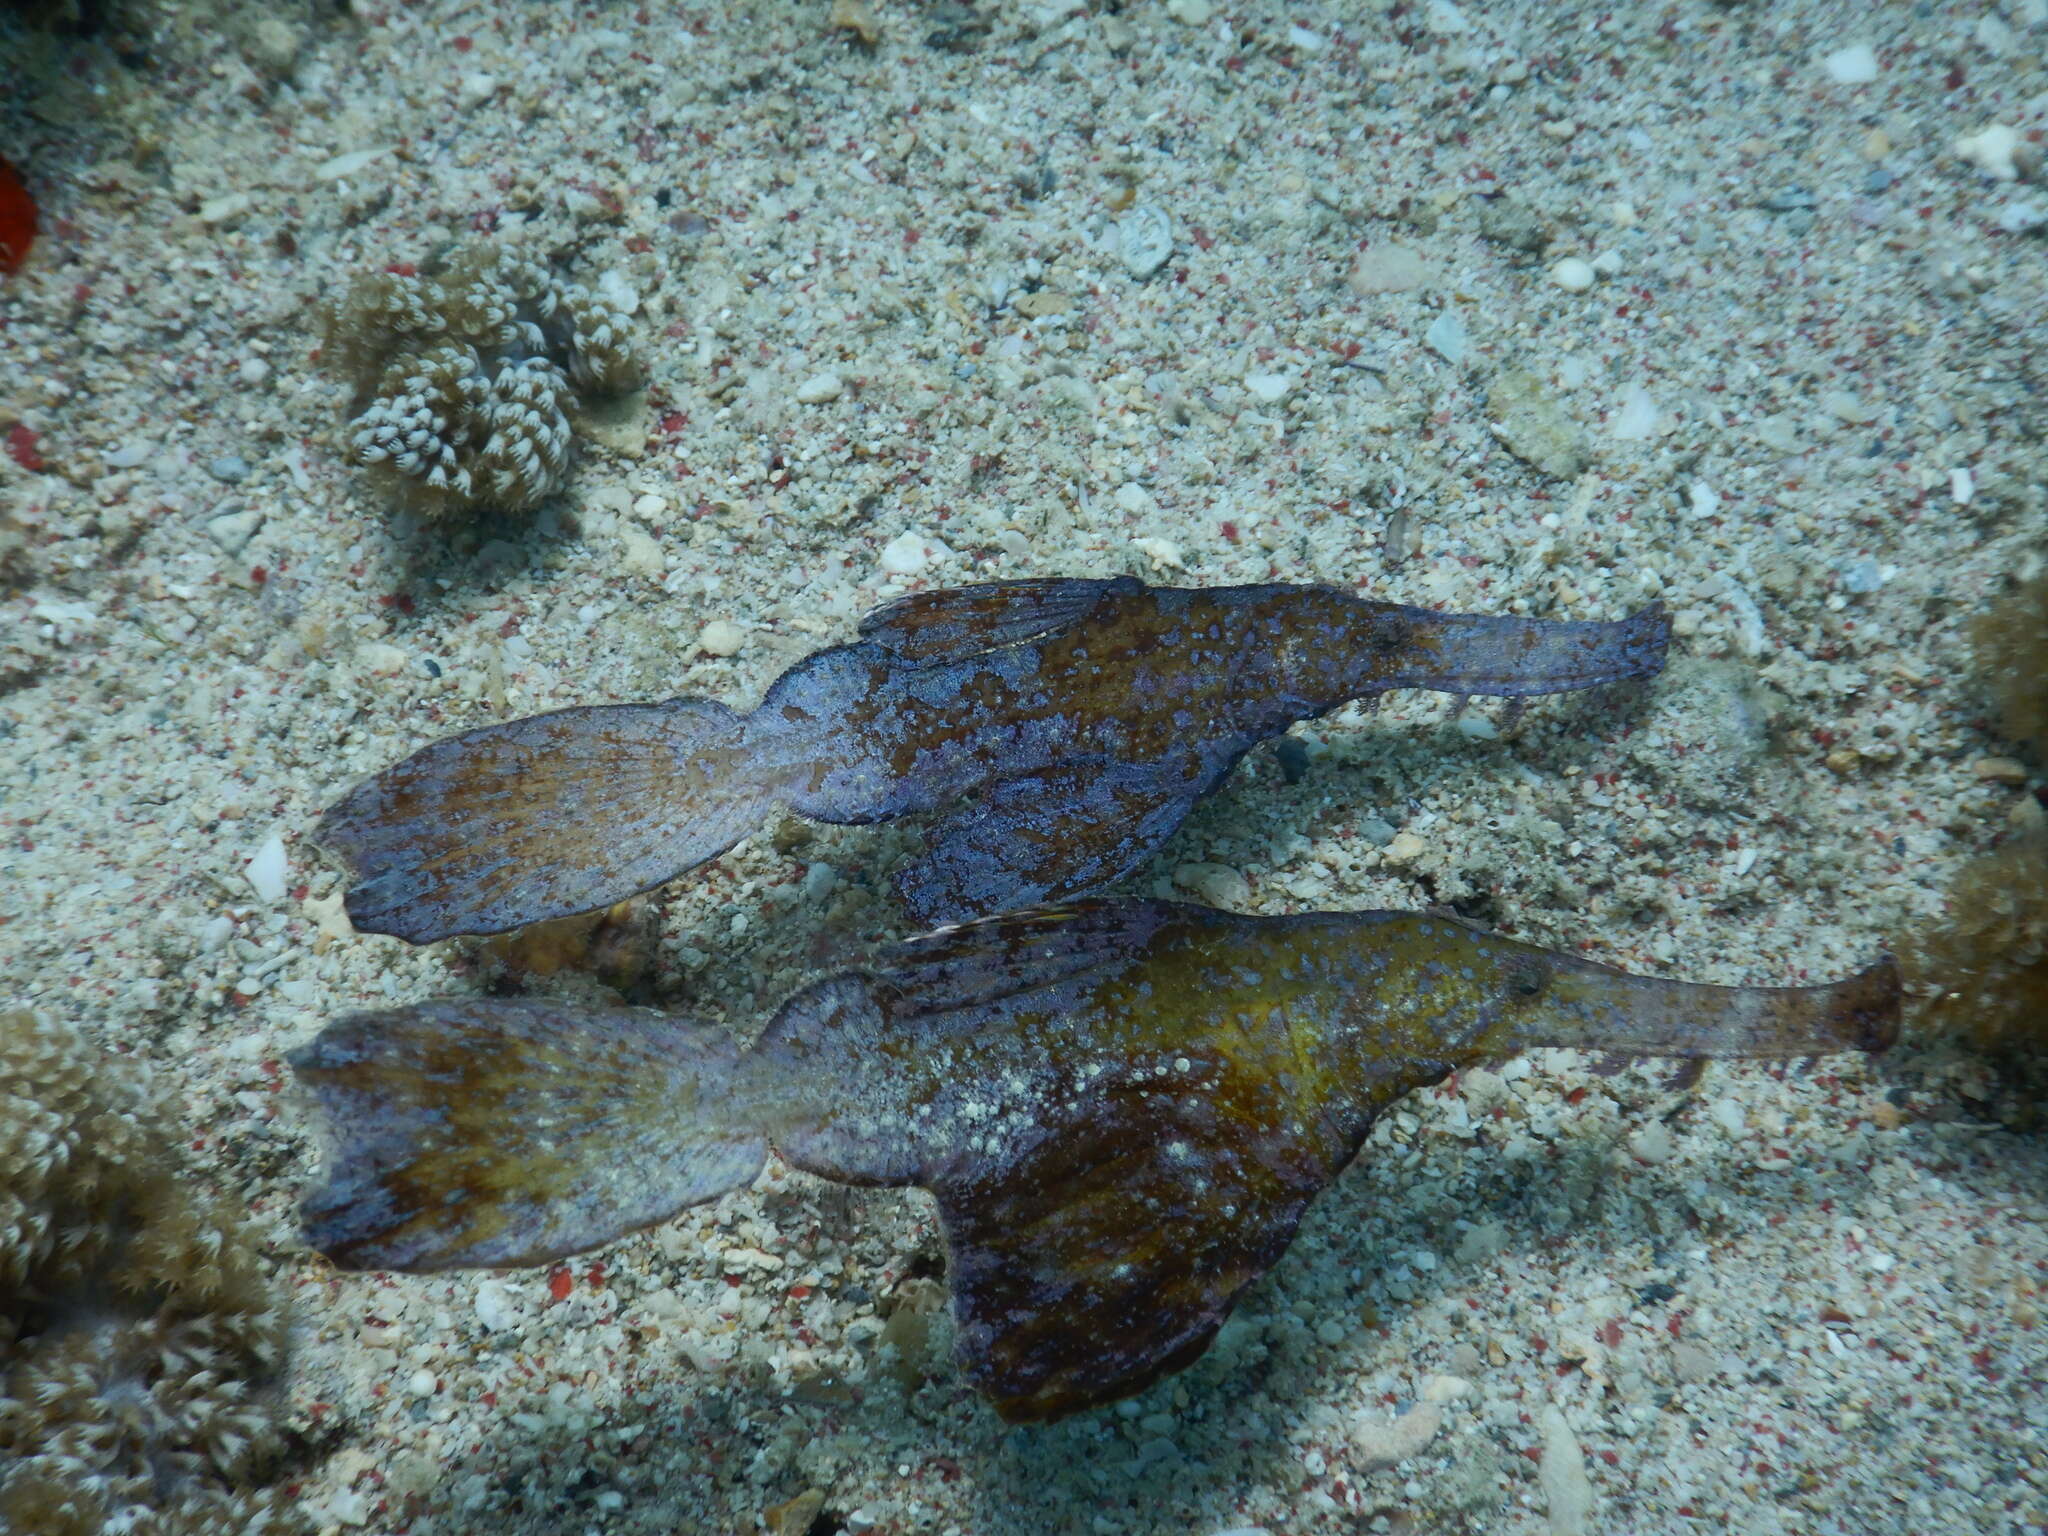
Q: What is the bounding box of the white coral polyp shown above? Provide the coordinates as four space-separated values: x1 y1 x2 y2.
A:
325 241 643 517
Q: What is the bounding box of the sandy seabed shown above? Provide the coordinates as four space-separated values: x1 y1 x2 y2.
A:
3 0 2046 1532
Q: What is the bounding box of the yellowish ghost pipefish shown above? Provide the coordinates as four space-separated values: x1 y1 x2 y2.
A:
291 900 1897 1423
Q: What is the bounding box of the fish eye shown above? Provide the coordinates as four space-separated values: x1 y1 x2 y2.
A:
1509 966 1546 998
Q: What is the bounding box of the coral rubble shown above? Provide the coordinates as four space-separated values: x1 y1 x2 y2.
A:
1907 567 2048 1109
320 243 641 517
0 1010 297 1536
1971 567 2048 758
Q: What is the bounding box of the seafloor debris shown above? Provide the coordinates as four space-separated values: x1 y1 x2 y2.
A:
317 575 1671 941
1905 566 2048 1107
290 898 1898 1423
0 158 35 277
0 1010 296 1534
319 242 641 517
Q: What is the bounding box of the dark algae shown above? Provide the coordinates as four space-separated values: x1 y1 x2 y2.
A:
290 899 1896 1422
317 576 1671 942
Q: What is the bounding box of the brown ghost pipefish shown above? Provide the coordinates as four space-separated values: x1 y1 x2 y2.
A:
291 898 1897 1423
315 576 1671 943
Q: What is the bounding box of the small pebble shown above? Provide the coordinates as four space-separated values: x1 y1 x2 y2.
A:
208 454 249 483
407 1369 438 1397
1244 372 1292 403
803 861 839 901
1132 536 1186 572
1838 559 1887 594
1951 466 1976 505
1974 757 2029 786
1421 1373 1472 1404
1384 831 1427 864
1346 243 1428 294
696 620 745 656
1119 205 1174 278
1424 309 1468 364
1538 1406 1595 1536
1550 256 1595 291
458 72 498 110
244 833 288 903
1954 123 2021 181
237 356 270 387
1628 1121 1676 1164
1476 195 1549 252
246 17 304 75
207 507 263 555
795 371 844 404
1822 43 1878 84
1351 1402 1442 1473
632 491 668 520
1173 862 1251 908
1491 367 1586 481
1996 202 2044 235
474 1281 519 1332
1164 0 1211 23
615 522 665 579
879 529 949 576
1610 384 1659 441
315 146 392 182
198 192 252 227
1359 817 1398 847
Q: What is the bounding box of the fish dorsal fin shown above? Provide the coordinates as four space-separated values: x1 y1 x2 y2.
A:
927 1062 1358 1421
874 898 1178 1021
855 576 1144 663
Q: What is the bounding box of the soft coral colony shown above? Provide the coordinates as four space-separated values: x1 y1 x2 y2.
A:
321 242 641 518
0 1011 294 1535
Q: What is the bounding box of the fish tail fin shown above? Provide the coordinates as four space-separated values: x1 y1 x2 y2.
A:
290 997 768 1271
1520 953 1902 1060
317 697 790 943
1378 601 1671 697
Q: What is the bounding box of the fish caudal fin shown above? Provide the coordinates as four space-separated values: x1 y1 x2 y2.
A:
1381 601 1671 697
317 698 776 943
1512 952 1902 1060
291 997 766 1271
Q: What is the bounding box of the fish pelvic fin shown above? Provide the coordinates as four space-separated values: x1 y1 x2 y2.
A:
927 1090 1342 1422
316 697 780 943
290 997 766 1271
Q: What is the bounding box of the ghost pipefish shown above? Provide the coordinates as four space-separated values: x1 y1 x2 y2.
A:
314 576 1670 942
291 898 1896 1423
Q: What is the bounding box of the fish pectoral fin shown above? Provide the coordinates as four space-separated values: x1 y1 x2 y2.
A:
855 576 1143 663
924 1084 1342 1422
290 997 766 1272
891 759 1203 924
